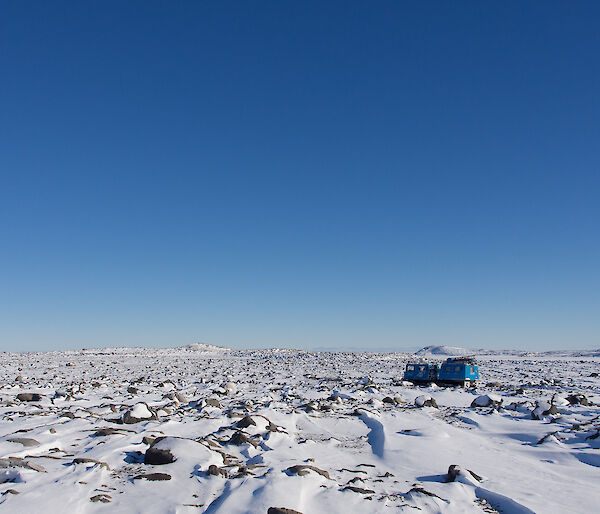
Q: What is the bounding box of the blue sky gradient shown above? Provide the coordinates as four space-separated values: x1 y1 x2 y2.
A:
1 2 599 351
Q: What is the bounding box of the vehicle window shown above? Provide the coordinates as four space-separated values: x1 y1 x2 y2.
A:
455 365 460 372
407 365 414 371
419 365 426 372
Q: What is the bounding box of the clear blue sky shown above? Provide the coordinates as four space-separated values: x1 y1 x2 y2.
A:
1 2 598 352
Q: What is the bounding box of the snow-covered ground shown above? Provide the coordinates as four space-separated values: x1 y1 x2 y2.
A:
1 346 599 513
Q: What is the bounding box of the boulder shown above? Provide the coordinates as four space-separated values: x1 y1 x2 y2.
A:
532 401 559 420
566 394 591 406
471 394 502 408
414 395 438 408
268 509 303 514
123 402 156 424
446 464 482 484
205 398 222 408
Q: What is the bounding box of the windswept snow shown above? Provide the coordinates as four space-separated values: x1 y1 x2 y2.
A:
0 347 599 513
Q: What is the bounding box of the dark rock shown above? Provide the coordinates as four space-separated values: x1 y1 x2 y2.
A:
228 431 251 445
343 486 375 494
207 464 228 477
127 386 138 394
144 447 175 465
133 472 171 481
205 398 222 408
446 464 482 483
267 508 303 514
94 428 128 437
236 416 256 429
382 396 395 404
142 436 156 445
90 494 111 503
566 394 591 406
285 464 331 479
407 487 445 500
144 439 176 465
16 393 42 402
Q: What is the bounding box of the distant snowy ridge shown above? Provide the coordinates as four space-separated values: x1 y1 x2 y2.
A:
185 342 229 352
415 345 472 356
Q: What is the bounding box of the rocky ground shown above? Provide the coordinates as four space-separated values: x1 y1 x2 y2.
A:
0 345 599 513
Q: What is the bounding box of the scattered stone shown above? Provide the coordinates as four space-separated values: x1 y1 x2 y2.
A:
127 386 138 394
205 398 222 408
267 508 303 514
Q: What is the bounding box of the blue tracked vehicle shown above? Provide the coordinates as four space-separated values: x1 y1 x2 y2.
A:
403 356 479 387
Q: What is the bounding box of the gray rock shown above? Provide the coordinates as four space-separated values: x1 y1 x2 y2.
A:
72 458 111 470
268 508 303 514
16 393 42 402
7 437 40 447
